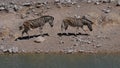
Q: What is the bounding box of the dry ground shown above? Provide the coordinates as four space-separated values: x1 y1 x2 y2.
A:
0 1 120 53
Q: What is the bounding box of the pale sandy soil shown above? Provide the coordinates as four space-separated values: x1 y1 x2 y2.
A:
0 1 120 54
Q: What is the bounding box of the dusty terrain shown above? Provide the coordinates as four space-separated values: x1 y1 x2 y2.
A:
0 0 120 54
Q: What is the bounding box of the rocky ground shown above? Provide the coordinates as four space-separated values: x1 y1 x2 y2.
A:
0 0 120 54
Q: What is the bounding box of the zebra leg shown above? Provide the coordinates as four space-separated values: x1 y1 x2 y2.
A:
22 31 24 37
25 31 30 39
61 22 68 35
22 29 27 37
64 23 68 35
22 29 30 39
61 22 65 34
75 27 79 36
25 29 30 39
39 27 43 36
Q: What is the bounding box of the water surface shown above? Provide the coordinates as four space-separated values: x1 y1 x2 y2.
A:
0 54 120 68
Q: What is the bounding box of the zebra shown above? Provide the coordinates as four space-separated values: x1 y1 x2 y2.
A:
19 15 54 38
61 16 93 35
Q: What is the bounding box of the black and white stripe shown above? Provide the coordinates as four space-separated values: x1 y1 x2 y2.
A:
61 16 93 34
19 15 54 37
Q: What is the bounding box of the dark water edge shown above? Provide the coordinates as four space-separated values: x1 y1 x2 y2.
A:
0 53 120 68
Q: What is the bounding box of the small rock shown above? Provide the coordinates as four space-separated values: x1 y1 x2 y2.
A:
86 41 91 44
54 0 60 3
74 15 80 18
35 1 42 5
34 12 39 15
78 49 84 53
0 3 5 7
77 5 80 8
76 38 91 44
102 0 110 3
102 9 111 13
35 2 44 8
67 49 74 54
30 8 35 13
21 14 27 19
0 4 8 12
116 0 120 6
35 4 42 8
34 36 45 43
2 47 19 53
46 6 51 9
66 0 72 3
55 3 62 8
9 1 15 5
87 0 92 3
73 43 78 46
94 2 100 5
0 7 5 11
8 48 12 53
7 7 14 13
12 47 18 53
96 35 109 39
21 49 25 53
22 2 32 6
96 44 102 48
43 1 48 5
107 6 112 9
96 35 102 38
13 5 19 11
59 40 64 44
3 49 8 53
71 1 77 5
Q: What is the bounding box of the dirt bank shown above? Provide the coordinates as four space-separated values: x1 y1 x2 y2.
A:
0 0 120 54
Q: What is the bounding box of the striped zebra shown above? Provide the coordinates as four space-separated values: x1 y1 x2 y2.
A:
61 16 93 35
19 15 54 38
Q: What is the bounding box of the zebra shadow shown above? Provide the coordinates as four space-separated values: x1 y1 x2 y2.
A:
57 32 89 37
15 33 49 41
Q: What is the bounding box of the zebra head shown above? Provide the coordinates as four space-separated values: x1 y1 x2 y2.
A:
87 23 93 31
41 15 54 28
49 20 54 27
48 16 54 28
81 16 93 31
